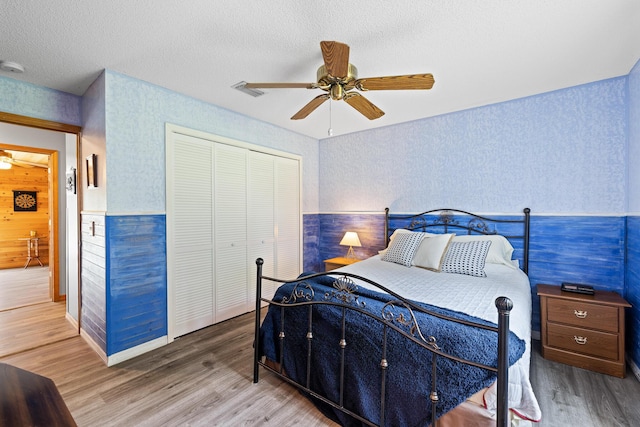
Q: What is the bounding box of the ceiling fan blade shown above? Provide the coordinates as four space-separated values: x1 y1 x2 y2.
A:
354 73 435 91
320 41 350 78
291 94 330 120
243 82 316 89
343 92 385 120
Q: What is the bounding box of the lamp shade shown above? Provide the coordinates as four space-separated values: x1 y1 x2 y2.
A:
339 232 361 248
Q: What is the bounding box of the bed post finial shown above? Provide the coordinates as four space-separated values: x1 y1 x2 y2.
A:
495 296 513 313
384 207 390 245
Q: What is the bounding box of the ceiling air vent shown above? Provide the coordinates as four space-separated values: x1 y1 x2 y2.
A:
232 81 265 97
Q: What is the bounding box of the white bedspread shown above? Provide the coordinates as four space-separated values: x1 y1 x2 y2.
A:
337 255 542 422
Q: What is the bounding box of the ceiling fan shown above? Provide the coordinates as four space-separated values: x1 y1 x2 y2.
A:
243 41 435 120
0 150 48 169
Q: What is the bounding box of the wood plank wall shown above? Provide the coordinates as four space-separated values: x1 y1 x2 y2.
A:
80 213 107 353
0 166 49 268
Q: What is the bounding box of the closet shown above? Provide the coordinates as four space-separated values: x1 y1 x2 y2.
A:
166 127 301 339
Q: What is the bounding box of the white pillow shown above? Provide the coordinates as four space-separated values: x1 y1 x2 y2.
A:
451 234 515 268
441 240 491 277
381 232 427 267
412 233 455 271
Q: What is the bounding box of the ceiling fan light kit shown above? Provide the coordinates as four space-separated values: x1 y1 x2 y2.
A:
0 150 13 169
243 41 435 122
0 150 48 169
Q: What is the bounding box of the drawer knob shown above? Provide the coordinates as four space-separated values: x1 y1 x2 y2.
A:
573 335 588 345
574 309 588 319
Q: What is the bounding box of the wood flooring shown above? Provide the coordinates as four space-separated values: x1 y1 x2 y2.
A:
1 266 639 426
0 266 50 310
1 311 334 427
0 301 77 357
0 265 77 358
1 309 640 426
530 341 640 426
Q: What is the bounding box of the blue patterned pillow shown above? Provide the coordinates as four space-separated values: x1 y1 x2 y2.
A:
441 240 492 277
381 232 426 267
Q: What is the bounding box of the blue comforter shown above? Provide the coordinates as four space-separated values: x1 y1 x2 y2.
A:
259 274 525 426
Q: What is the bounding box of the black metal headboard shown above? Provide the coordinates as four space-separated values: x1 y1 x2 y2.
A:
384 208 531 274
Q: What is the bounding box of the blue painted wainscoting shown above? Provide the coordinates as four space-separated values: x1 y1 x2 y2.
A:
303 213 387 272
528 215 626 333
626 216 640 372
105 215 167 355
307 212 628 338
303 214 321 272
319 213 387 265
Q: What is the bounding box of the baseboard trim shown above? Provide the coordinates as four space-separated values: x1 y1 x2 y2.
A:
628 357 640 383
65 312 79 330
80 328 107 365
106 336 168 367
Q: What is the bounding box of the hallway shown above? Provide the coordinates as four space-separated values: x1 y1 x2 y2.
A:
0 266 77 357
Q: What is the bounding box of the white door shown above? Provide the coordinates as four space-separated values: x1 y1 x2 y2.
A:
214 143 248 322
275 156 301 281
166 125 302 339
247 151 276 304
167 133 215 337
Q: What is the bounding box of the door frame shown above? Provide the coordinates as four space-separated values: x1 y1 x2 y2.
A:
0 111 82 329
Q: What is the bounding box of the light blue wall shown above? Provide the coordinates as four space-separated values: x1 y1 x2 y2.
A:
0 75 81 126
319 78 627 214
629 60 640 213
103 70 319 213
81 71 108 211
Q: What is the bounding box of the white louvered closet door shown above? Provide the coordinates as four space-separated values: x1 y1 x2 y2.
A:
167 125 302 339
247 151 276 305
275 156 301 281
214 143 248 322
168 134 215 337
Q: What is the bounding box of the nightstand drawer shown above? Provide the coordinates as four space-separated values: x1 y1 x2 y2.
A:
547 298 618 332
547 323 619 360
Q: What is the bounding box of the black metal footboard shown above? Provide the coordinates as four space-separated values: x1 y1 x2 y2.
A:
253 258 513 427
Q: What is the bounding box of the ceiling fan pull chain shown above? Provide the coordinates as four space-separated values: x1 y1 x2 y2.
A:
328 100 333 136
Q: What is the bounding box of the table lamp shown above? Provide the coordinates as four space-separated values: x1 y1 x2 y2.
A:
340 231 361 259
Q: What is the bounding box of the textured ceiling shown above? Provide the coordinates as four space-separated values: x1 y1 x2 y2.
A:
1 0 639 139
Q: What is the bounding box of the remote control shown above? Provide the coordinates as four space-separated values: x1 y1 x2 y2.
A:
561 282 595 295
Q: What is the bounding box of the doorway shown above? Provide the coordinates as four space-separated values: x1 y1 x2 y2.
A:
0 112 81 356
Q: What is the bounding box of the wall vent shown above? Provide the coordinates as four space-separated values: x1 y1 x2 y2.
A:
232 81 265 97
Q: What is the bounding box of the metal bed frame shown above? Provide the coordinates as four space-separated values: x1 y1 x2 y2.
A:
253 208 531 427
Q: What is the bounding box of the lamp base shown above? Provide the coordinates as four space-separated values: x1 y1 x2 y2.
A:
344 246 357 259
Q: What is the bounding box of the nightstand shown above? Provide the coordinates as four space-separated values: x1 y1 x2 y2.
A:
324 257 360 271
537 283 631 377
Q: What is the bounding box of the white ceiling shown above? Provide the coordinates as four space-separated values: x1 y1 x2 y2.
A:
1 1 639 140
